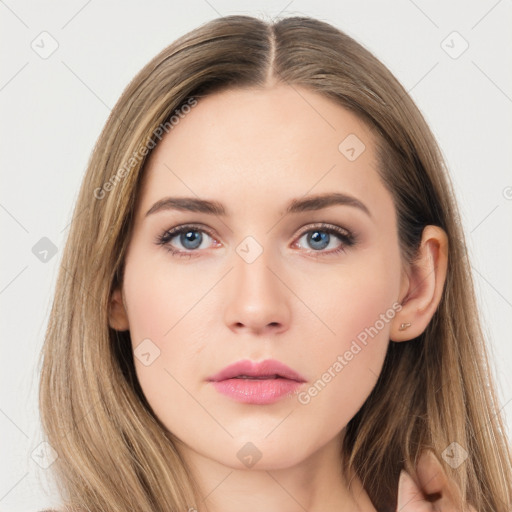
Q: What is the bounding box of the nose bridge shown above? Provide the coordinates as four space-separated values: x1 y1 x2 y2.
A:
222 233 290 332
233 233 281 298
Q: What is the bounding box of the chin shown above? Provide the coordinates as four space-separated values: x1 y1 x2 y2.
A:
219 437 311 471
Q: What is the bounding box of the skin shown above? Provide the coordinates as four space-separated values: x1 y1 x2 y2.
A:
109 84 470 511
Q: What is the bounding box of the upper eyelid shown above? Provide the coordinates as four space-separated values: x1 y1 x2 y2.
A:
163 223 217 240
297 223 351 235
162 222 351 238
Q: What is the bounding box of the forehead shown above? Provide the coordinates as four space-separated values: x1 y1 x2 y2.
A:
137 85 389 220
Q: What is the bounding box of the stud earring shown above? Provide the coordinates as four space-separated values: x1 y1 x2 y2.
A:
399 322 411 331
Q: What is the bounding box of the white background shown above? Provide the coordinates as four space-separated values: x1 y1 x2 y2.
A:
1 1 511 510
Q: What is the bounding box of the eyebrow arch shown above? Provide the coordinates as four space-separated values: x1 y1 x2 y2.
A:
145 192 371 218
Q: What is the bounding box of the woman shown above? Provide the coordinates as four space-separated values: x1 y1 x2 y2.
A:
38 14 512 512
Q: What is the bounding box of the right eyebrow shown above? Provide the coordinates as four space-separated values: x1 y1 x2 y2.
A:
145 197 226 217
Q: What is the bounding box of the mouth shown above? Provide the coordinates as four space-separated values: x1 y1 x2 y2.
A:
207 359 306 404
207 359 306 383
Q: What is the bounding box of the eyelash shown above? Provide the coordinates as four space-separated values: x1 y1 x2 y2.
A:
154 223 357 259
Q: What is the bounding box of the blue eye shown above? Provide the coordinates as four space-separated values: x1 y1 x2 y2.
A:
155 223 356 259
292 224 356 258
173 229 204 250
296 228 352 253
155 225 215 258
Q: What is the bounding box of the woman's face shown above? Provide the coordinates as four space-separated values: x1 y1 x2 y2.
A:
113 84 408 471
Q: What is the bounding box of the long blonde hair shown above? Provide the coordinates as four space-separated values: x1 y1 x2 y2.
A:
38 14 512 511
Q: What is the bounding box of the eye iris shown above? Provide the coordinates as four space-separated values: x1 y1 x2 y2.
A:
308 230 330 250
181 230 202 250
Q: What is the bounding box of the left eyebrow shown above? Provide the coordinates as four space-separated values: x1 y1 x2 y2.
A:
285 192 371 218
145 192 371 219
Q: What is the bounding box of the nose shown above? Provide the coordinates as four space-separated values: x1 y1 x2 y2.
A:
222 245 291 336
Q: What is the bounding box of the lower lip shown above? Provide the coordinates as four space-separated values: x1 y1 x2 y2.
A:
210 378 303 404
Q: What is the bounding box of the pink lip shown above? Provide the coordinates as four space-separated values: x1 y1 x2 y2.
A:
207 359 306 405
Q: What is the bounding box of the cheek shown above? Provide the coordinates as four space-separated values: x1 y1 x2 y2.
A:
121 252 208 398
294 248 401 410
123 248 206 344
308 243 401 345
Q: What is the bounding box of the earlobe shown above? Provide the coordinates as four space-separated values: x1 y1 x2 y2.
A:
390 225 448 342
108 287 130 331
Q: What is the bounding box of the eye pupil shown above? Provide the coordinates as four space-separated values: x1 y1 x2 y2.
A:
181 230 202 250
308 231 329 250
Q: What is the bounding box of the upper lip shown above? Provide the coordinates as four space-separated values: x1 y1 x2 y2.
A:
207 359 307 383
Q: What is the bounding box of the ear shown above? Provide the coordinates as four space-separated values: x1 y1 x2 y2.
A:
390 225 448 342
109 287 130 331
